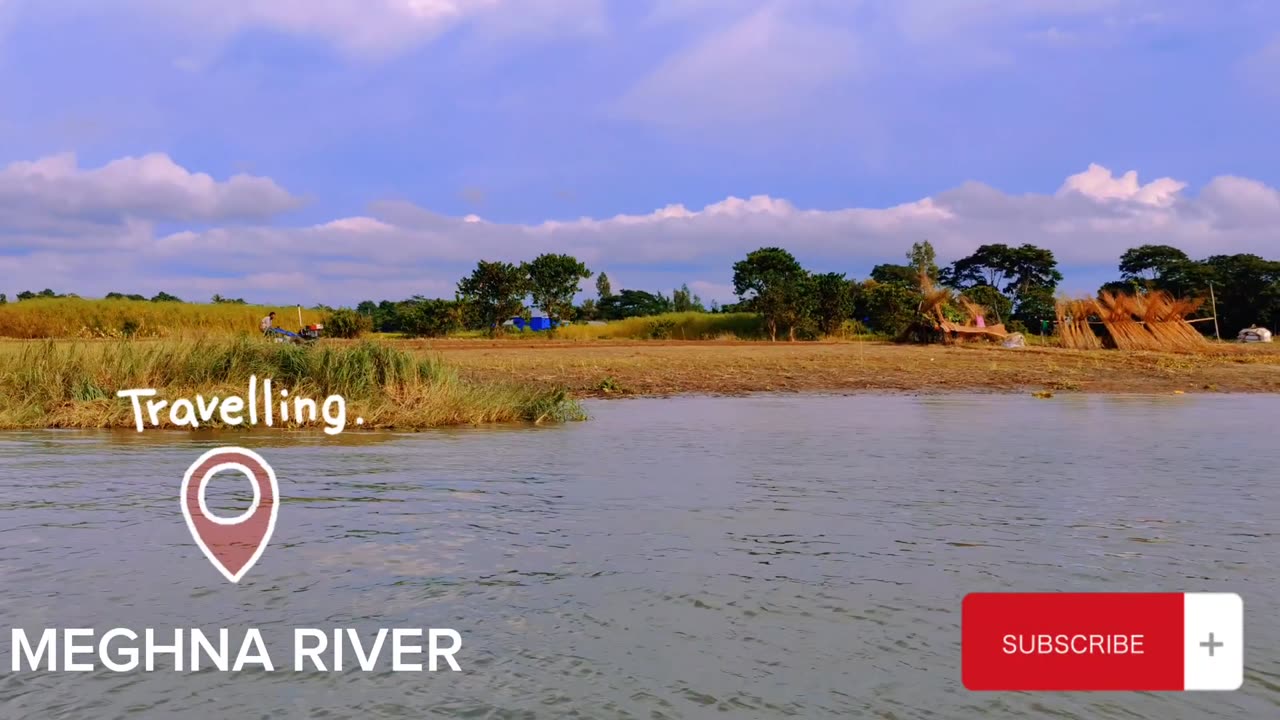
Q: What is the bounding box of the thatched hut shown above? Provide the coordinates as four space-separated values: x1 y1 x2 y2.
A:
915 274 1009 344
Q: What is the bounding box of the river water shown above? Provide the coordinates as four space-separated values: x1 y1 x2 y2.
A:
0 394 1276 719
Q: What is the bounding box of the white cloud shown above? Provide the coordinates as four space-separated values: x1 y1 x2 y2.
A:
3 157 1279 305
0 152 301 228
1057 163 1186 207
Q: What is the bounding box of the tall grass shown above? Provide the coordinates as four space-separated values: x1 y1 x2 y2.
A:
0 337 584 429
0 298 324 339
555 312 765 340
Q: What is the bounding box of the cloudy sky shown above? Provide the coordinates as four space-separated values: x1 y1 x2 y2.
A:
1 0 1278 305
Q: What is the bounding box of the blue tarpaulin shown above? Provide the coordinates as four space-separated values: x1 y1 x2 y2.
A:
509 316 557 331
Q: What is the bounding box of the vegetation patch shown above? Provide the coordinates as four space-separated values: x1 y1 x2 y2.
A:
0 337 584 430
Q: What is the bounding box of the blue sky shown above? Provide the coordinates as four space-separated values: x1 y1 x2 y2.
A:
0 0 1278 305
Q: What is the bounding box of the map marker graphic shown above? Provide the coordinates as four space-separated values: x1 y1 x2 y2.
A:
180 447 279 583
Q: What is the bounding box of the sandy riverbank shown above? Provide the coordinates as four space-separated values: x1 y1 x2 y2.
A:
408 339 1280 397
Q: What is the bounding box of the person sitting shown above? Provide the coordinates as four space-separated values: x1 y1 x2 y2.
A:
260 311 276 336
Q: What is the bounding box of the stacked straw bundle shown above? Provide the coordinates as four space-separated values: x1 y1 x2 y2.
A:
1096 292 1160 350
1055 298 1103 350
1141 291 1208 351
1056 291 1209 351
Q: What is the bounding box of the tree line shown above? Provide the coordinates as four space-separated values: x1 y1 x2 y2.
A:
8 242 1278 340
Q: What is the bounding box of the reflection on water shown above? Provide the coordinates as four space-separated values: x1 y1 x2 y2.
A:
0 394 1277 719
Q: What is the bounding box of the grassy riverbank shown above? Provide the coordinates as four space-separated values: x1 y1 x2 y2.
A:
0 338 584 430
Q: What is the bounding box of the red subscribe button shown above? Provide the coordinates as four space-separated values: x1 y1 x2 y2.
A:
962 593 1242 692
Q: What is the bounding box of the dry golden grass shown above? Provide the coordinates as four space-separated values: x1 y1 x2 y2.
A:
0 298 324 339
552 312 765 340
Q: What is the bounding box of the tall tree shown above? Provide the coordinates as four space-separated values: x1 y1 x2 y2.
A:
809 272 857 336
870 263 919 286
672 283 705 312
1006 244 1063 301
524 253 592 324
943 243 1061 320
595 272 613 300
732 247 809 341
457 260 530 335
907 240 939 280
1119 244 1191 285
941 243 1015 290
1200 254 1280 334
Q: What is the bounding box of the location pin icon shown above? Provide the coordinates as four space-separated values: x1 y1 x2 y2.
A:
180 447 279 584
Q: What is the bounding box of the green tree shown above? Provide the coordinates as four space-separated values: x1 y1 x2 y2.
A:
942 243 1061 317
1012 286 1057 332
1007 244 1063 302
861 280 922 337
524 253 592 324
150 291 182 302
457 260 530 335
672 283 706 312
870 263 919 286
732 247 809 341
1199 254 1280 334
961 284 1012 324
809 272 856 336
0 294 6 304
575 298 599 321
595 272 613 300
598 289 672 320
908 240 939 280
1119 245 1191 285
396 297 464 337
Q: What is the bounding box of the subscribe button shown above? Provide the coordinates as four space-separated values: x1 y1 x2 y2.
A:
962 593 1243 692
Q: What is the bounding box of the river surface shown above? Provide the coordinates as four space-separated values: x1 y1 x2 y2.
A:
0 394 1276 719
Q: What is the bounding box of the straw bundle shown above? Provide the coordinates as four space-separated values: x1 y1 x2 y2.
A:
1140 291 1208 351
918 272 954 324
957 296 989 324
1058 290 1210 352
1055 297 1103 350
1096 291 1161 350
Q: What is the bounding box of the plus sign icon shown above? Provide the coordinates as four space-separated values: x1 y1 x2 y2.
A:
962 592 1243 692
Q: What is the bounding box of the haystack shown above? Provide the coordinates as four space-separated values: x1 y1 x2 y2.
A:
1140 291 1208 351
1055 291 1208 352
1096 292 1161 351
1055 298 1103 350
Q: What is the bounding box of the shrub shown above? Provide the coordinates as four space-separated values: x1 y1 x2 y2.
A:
323 308 372 339
397 299 463 338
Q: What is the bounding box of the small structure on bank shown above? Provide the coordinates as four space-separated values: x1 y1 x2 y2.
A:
916 275 1012 345
509 314 558 332
1055 291 1209 352
1238 325 1273 343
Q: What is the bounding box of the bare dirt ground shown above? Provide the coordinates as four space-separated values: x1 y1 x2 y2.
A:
400 339 1280 397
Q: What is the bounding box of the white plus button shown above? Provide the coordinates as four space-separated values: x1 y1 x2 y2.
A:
1184 593 1243 691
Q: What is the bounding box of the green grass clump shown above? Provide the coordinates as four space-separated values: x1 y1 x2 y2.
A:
0 337 584 429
